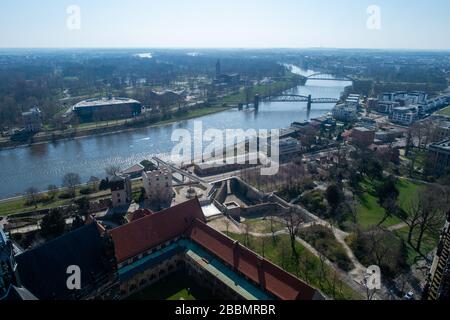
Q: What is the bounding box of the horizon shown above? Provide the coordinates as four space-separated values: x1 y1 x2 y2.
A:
1 0 450 50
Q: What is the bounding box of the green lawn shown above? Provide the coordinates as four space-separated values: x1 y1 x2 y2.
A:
0 196 70 217
355 178 424 229
435 105 450 116
394 226 441 266
242 218 286 234
0 178 145 217
228 233 362 300
298 225 354 271
127 271 217 300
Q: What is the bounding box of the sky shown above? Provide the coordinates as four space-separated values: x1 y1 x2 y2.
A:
0 0 449 50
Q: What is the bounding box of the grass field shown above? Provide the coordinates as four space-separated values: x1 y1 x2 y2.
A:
228 233 362 300
0 180 144 217
127 271 217 300
394 226 441 266
241 218 286 234
355 178 424 229
435 105 450 116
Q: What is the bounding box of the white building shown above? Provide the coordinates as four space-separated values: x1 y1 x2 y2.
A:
332 103 358 122
142 166 173 203
110 175 132 208
390 107 418 126
279 137 302 158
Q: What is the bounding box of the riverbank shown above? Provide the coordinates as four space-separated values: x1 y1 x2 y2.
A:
0 77 302 150
0 105 231 150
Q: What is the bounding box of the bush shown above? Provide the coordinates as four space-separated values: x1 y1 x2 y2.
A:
349 228 408 279
299 225 354 272
80 187 93 195
300 190 327 215
58 192 73 199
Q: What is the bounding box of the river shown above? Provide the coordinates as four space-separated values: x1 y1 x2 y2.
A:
0 67 351 199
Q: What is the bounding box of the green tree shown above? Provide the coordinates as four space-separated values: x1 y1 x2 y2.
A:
326 184 344 216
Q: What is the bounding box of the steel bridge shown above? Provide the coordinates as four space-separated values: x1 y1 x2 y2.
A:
306 73 353 82
262 94 338 120
263 94 338 104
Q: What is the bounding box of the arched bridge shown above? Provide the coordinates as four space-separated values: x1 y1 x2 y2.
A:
306 73 353 82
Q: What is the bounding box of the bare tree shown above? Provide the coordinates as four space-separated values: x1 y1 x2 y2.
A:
47 184 59 200
269 215 276 242
105 165 121 177
261 236 266 258
63 173 81 198
414 185 447 255
244 223 250 247
285 210 303 261
25 187 40 208
402 195 423 246
224 218 231 236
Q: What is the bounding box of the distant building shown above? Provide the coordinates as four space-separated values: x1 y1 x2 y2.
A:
73 96 142 122
374 128 405 143
427 139 450 175
121 164 145 180
345 94 360 106
279 137 302 160
423 213 450 300
332 103 358 122
351 127 375 147
142 166 173 203
367 98 379 111
148 90 185 107
213 59 241 86
390 106 418 126
110 175 132 208
377 101 400 114
21 107 43 133
434 121 450 142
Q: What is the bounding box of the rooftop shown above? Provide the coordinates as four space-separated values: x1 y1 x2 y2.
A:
110 199 323 300
430 139 450 152
15 223 116 300
73 97 141 109
109 199 206 263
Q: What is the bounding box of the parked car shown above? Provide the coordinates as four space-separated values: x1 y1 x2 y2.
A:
403 291 414 300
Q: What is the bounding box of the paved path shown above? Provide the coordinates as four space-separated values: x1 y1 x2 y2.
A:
388 222 408 232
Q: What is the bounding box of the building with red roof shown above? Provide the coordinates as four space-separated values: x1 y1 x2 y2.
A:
108 199 324 300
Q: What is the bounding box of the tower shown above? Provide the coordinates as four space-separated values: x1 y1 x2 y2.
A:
215 59 221 78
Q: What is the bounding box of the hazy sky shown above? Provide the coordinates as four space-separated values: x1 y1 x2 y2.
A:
1 0 449 49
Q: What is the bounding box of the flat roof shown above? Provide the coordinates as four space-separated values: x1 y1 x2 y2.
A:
73 97 141 109
430 139 450 151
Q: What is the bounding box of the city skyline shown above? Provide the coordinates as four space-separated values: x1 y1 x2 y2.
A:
1 0 450 50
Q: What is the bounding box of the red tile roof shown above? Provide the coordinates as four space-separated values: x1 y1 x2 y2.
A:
127 209 154 222
109 199 322 300
109 199 205 263
186 219 320 300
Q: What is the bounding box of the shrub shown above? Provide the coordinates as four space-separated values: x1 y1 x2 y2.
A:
58 192 73 199
349 228 408 279
299 225 354 272
80 187 93 195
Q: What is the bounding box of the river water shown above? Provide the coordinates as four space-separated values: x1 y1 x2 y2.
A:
0 68 351 199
